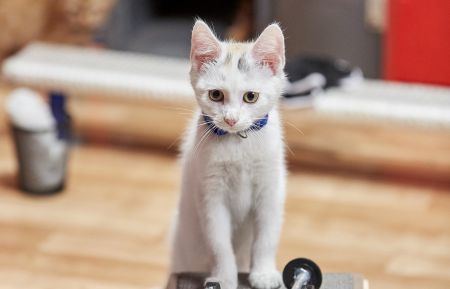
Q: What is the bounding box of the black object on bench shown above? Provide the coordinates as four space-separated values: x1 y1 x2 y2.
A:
166 258 367 289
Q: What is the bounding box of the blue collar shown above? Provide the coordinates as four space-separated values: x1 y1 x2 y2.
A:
202 113 269 138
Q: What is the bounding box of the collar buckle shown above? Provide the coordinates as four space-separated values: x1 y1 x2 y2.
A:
237 131 248 139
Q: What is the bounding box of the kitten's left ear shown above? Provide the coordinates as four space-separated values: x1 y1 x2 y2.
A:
251 23 285 74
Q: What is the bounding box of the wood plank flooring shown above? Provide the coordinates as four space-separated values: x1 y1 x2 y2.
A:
0 137 449 289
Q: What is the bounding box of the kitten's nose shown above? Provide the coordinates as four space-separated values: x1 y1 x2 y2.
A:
224 117 237 127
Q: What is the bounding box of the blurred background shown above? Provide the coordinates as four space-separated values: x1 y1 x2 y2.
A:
0 0 449 289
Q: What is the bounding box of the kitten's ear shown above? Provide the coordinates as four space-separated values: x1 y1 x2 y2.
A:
190 20 221 72
251 23 285 74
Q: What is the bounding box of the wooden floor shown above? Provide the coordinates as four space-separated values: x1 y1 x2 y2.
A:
0 135 449 289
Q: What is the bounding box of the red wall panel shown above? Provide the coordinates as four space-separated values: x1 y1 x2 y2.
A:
384 0 450 85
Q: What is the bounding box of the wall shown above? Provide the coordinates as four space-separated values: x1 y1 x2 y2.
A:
273 0 381 78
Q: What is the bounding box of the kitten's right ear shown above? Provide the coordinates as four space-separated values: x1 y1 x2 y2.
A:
190 20 221 72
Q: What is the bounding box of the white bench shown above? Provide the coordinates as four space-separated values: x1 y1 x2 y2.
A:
2 42 194 103
3 42 450 128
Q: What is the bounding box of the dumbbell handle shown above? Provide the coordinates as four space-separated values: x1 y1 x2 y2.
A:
292 268 312 289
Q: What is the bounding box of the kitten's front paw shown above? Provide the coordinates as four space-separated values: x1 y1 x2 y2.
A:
249 270 283 289
205 276 237 289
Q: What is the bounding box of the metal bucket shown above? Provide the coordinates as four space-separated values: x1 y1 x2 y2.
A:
11 126 69 195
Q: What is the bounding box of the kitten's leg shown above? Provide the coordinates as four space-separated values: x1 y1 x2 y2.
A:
199 197 237 289
249 169 285 289
233 217 253 272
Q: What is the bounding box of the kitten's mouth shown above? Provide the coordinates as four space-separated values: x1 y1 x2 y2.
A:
215 122 248 134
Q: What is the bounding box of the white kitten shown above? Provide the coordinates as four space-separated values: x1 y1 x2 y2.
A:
170 20 287 289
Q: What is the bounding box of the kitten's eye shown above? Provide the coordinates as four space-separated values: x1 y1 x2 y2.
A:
208 90 224 102
243 91 259 103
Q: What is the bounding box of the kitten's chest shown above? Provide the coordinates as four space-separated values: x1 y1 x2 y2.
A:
220 162 254 224
189 121 283 221
205 131 277 164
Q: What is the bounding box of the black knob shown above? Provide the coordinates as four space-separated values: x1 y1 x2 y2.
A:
282 258 322 289
204 282 221 289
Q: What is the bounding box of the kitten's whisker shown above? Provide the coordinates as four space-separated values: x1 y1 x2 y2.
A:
286 121 304 135
163 106 195 112
168 116 211 150
193 126 213 158
250 126 294 156
197 121 211 128
284 142 295 156
194 128 208 151
167 136 182 151
194 129 212 158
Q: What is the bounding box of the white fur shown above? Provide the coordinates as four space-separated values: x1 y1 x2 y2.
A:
170 21 287 289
